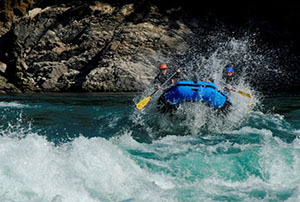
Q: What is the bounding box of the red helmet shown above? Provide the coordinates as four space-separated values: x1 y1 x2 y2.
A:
160 64 168 69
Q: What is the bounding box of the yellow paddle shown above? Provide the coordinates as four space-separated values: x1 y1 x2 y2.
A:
136 72 178 110
136 96 151 110
219 81 252 99
236 90 252 99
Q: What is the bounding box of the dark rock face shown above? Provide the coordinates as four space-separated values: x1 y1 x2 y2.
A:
0 2 191 92
0 0 35 36
0 1 299 93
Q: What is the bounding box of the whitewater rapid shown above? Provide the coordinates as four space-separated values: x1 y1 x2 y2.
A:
1 119 300 201
1 35 300 201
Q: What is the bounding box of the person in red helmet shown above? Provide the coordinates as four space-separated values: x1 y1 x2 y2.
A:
154 64 180 90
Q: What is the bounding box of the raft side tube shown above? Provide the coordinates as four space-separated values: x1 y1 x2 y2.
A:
163 80 229 109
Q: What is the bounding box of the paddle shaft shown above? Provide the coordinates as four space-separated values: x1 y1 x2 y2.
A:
219 81 252 98
150 71 178 96
135 71 178 110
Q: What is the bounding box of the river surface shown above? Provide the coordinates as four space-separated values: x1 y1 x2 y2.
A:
0 92 300 202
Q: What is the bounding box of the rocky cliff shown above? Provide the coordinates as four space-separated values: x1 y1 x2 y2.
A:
1 1 300 93
0 1 193 93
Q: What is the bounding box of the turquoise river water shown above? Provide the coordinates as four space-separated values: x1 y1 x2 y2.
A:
0 91 300 202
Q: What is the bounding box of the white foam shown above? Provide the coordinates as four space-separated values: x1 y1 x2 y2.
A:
0 134 177 202
1 120 300 201
0 101 28 108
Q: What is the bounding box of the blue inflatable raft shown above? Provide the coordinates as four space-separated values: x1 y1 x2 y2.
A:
158 80 231 112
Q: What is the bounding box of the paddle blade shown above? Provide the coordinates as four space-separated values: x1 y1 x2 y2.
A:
136 96 151 110
237 90 252 99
